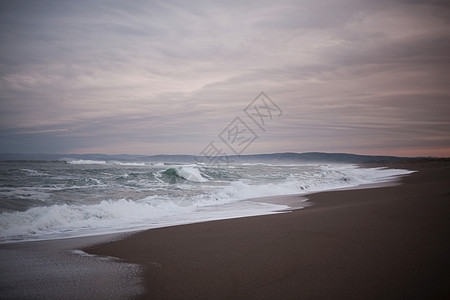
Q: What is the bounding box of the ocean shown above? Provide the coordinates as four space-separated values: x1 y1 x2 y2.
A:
0 159 414 242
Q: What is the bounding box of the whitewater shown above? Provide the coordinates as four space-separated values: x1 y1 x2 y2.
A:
0 160 414 242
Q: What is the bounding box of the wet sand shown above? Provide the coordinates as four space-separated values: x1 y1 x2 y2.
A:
0 233 144 298
83 160 450 299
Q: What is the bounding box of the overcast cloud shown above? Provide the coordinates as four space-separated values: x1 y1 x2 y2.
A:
1 0 449 156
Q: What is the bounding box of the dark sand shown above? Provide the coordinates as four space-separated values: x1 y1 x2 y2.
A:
84 161 450 299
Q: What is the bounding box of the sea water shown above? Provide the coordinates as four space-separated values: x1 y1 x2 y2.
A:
0 159 414 242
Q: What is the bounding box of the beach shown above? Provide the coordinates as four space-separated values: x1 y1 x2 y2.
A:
1 160 449 299
83 160 450 299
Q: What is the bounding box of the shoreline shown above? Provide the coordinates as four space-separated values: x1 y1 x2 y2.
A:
0 163 407 245
1 161 449 298
83 160 450 299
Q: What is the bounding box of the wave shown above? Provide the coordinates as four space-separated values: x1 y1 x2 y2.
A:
109 161 147 166
66 159 147 166
67 159 108 165
20 169 49 176
160 167 208 183
174 167 208 182
0 197 190 241
193 166 414 206
0 195 290 242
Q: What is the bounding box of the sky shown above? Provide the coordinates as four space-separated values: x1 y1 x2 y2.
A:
0 0 449 157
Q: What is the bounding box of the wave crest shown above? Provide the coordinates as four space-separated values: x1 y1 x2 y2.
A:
160 167 208 183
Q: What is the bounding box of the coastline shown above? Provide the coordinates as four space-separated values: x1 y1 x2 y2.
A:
83 160 450 299
1 161 449 298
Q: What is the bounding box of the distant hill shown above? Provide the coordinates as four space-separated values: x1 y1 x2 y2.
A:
0 152 429 164
232 152 417 163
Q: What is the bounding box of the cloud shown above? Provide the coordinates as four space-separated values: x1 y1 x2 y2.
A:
0 0 449 156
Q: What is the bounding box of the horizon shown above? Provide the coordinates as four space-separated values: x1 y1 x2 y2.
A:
0 150 444 159
1 1 449 157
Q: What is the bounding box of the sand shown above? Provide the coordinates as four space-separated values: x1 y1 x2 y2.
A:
82 160 450 299
0 233 144 298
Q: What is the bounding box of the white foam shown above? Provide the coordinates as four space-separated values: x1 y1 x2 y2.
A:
109 161 147 166
174 167 208 182
0 197 188 241
0 196 287 242
20 169 48 176
67 159 107 165
66 159 147 166
193 165 414 206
